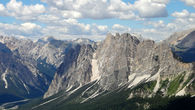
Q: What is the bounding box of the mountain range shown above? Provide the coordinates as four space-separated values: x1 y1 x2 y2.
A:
0 29 194 110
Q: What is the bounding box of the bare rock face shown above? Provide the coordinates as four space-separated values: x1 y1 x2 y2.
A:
0 36 73 101
0 36 68 68
44 44 94 98
95 33 140 90
44 30 194 99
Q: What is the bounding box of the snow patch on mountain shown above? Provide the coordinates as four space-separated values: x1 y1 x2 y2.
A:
21 80 30 94
1 69 9 89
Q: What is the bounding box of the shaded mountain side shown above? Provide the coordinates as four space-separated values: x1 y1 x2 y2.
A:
170 30 195 63
172 47 195 63
177 30 195 48
0 42 50 104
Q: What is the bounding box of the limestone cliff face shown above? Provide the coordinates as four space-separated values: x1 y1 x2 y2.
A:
44 30 194 98
44 44 95 98
95 33 140 90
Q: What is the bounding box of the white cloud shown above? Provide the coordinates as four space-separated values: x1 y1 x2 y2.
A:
42 0 113 19
97 25 108 32
112 24 131 33
136 9 195 41
20 22 41 33
151 0 170 4
42 0 167 20
146 20 165 28
171 10 195 28
6 0 45 20
37 14 60 23
181 0 195 8
0 22 42 37
170 10 195 30
0 4 6 16
0 4 5 11
134 0 168 18
172 9 190 18
0 17 109 40
40 22 108 40
61 10 82 19
0 0 193 41
138 28 168 40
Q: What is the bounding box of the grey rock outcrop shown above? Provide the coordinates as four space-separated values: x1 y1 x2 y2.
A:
44 44 95 98
44 30 194 99
0 36 73 100
96 33 140 90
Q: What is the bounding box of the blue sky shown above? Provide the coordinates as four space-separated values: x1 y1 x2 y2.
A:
0 0 195 41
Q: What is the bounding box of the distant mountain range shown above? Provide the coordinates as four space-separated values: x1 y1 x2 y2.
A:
0 29 194 110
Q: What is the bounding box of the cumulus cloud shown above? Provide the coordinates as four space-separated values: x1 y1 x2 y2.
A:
134 0 168 18
20 22 41 33
170 10 195 30
41 0 168 20
151 0 170 4
172 9 190 18
6 0 45 20
0 22 42 37
181 0 195 8
0 0 193 41
42 0 114 19
0 16 110 40
146 20 165 28
136 9 195 41
40 18 108 35
112 24 131 33
0 4 5 11
0 4 6 16
136 28 168 41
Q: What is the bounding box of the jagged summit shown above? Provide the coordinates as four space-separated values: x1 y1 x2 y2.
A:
72 38 95 45
0 30 194 110
44 30 194 100
105 33 144 45
35 36 56 43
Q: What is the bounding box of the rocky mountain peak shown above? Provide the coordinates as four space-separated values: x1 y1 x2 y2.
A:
35 36 56 44
44 30 194 100
0 29 194 109
72 38 94 45
44 44 95 98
